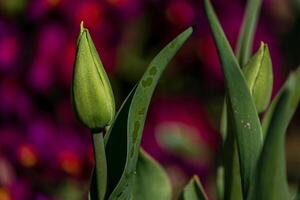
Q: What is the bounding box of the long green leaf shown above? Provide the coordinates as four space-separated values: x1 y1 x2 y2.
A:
223 111 243 200
204 0 263 197
247 90 292 200
236 0 263 66
105 27 193 200
220 0 263 196
131 149 172 200
262 67 300 138
179 175 208 200
104 87 136 199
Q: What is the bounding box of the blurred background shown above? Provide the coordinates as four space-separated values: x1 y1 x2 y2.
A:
0 0 300 199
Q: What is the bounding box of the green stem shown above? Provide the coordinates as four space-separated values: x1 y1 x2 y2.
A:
90 129 107 200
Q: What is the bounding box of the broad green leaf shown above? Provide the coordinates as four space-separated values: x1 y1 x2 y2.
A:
179 175 208 200
243 42 273 113
247 90 292 200
104 87 136 199
220 35 272 200
104 27 193 200
204 0 263 197
219 0 264 197
131 149 172 200
236 0 263 66
262 67 300 138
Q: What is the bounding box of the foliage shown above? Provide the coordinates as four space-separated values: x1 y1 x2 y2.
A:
71 0 300 199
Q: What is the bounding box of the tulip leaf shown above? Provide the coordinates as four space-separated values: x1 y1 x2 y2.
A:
262 67 300 138
131 149 172 200
104 27 193 200
104 87 136 199
222 112 243 200
204 0 263 197
247 90 292 200
236 0 263 66
179 175 208 200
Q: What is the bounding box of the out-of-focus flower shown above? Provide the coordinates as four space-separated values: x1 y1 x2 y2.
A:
0 78 33 120
17 144 38 168
0 187 11 200
58 150 82 176
106 0 142 19
0 156 15 186
166 1 196 28
0 36 19 72
75 2 104 29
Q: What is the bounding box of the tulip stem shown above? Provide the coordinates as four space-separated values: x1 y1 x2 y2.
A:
90 129 107 200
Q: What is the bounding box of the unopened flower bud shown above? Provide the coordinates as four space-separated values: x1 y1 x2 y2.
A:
72 22 115 129
243 42 273 113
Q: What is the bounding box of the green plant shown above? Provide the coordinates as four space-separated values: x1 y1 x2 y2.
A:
71 0 300 199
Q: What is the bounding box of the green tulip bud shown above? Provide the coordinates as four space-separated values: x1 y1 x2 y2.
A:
243 42 273 113
72 22 115 130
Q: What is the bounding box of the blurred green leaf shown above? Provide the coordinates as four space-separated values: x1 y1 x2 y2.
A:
236 0 263 66
294 181 300 200
216 166 224 200
179 175 208 200
156 123 204 160
247 90 292 200
204 0 263 197
0 0 27 15
131 149 172 200
104 27 193 200
243 43 273 113
262 67 300 138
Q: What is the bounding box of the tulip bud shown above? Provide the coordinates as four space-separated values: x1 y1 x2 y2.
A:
72 22 115 129
243 42 273 113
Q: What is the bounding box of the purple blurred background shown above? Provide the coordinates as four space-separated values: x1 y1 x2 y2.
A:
0 0 300 199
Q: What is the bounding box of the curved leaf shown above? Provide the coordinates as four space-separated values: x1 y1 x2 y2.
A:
179 175 208 200
247 90 292 200
131 149 172 200
204 0 263 197
236 0 263 66
105 27 193 200
262 67 300 138
104 87 136 199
